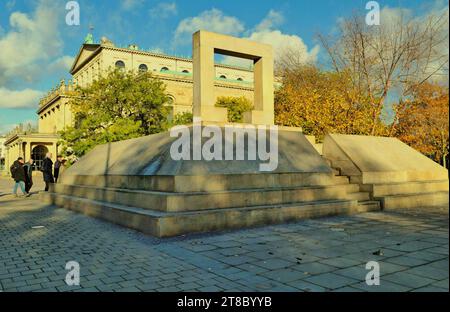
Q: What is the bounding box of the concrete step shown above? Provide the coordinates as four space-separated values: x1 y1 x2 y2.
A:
376 191 449 210
53 183 350 213
347 191 371 201
42 192 358 237
332 176 349 185
332 168 341 176
349 176 363 184
361 180 449 197
60 172 348 192
345 183 360 193
357 200 381 212
321 156 332 167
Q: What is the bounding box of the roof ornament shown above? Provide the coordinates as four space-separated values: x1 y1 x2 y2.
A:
84 24 94 44
100 36 114 47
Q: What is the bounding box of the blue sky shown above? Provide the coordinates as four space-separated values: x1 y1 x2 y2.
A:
0 0 448 134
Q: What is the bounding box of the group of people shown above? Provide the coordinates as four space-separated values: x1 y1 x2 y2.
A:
10 153 66 197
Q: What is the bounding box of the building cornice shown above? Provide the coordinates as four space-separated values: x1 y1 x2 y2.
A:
4 133 60 146
70 44 254 75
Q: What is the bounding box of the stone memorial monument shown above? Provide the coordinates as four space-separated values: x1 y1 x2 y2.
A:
43 31 448 237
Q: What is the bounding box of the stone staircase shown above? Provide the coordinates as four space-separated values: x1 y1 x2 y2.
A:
42 172 364 237
325 158 381 213
323 156 449 211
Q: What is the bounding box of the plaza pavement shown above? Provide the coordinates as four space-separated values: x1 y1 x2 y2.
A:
0 176 448 292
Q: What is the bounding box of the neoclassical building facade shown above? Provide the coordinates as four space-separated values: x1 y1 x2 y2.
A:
3 36 277 173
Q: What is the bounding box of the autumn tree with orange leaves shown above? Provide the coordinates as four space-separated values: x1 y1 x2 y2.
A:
274 65 387 139
393 83 449 168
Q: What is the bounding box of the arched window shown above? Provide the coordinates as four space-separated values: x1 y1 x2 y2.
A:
219 75 227 79
138 64 148 73
182 70 189 74
115 60 125 70
160 67 169 72
237 77 243 81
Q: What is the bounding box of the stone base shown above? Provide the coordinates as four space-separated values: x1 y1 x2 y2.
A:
243 110 275 125
42 191 358 237
376 191 449 210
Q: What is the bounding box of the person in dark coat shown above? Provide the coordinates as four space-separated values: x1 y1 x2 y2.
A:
42 152 54 192
10 157 29 197
54 155 63 183
23 159 34 194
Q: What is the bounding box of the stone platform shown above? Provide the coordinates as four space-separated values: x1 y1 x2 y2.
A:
323 134 449 210
43 127 378 237
44 129 448 237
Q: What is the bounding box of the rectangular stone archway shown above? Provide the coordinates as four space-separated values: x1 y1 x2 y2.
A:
193 31 274 125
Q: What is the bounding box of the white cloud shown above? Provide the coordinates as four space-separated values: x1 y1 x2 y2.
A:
251 30 318 63
121 0 144 10
149 47 165 54
48 56 75 73
221 10 319 67
150 2 177 19
0 87 44 109
254 9 284 32
174 8 245 45
0 0 64 85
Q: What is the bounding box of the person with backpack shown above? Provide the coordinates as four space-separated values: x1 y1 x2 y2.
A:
10 157 29 197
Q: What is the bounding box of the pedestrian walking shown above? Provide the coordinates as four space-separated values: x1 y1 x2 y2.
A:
42 153 54 192
10 157 29 197
23 159 34 194
54 155 63 183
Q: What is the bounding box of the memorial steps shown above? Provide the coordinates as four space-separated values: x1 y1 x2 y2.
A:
42 172 363 238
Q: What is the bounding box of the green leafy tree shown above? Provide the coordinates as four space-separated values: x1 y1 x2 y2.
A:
59 69 171 158
170 111 193 126
216 96 253 123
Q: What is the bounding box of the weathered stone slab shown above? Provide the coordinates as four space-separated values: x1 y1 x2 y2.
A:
323 134 448 184
60 126 331 180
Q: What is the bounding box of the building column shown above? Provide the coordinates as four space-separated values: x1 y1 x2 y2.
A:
24 141 31 161
52 143 58 159
5 147 10 175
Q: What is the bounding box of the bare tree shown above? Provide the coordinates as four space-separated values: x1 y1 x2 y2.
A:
318 8 449 135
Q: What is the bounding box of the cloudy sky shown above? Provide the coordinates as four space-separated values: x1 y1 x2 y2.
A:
0 0 448 134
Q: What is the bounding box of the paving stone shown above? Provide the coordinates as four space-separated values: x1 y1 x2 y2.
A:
383 271 435 288
387 241 438 252
73 287 100 292
403 265 449 280
408 251 447 262
260 268 309 283
431 279 449 289
332 286 364 292
294 262 337 275
319 257 362 268
428 259 449 270
305 273 358 289
219 255 257 266
385 255 431 267
0 182 447 293
351 280 411 292
253 258 294 270
197 285 224 292
412 286 448 292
